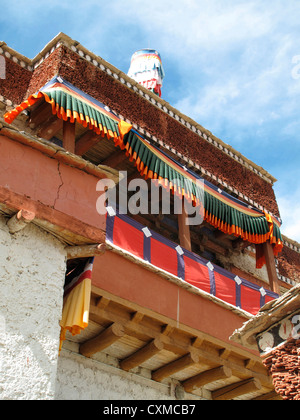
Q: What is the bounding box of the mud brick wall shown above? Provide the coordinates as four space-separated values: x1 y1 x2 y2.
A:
277 246 300 282
0 55 31 104
263 339 300 400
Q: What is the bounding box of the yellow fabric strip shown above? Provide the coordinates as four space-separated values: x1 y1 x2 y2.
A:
59 277 91 352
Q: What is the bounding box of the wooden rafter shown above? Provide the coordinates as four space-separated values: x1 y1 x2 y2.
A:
213 230 230 241
37 115 63 140
152 351 199 382
190 231 228 256
65 243 107 259
212 378 262 400
87 296 273 389
79 323 125 358
131 312 145 324
75 130 101 156
183 365 232 393
100 150 128 168
96 296 111 310
253 391 282 401
232 238 251 251
120 338 164 372
28 100 53 128
7 209 35 234
68 288 278 400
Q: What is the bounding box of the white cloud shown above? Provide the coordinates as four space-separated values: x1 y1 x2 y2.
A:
107 0 274 52
276 189 300 243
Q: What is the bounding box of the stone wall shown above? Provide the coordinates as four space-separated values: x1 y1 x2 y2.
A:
0 215 66 400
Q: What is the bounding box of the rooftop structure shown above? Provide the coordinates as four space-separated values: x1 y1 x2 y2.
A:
127 49 165 97
0 32 299 400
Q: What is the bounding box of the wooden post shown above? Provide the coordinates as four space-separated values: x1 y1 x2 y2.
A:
262 242 280 295
178 198 192 251
63 120 75 154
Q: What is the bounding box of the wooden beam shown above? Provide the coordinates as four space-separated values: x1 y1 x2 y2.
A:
252 391 281 401
75 130 101 156
96 296 110 310
212 378 262 400
65 243 107 259
183 365 232 393
244 359 256 370
120 338 164 372
190 231 228 256
178 199 191 251
7 209 35 234
90 294 273 390
38 115 63 140
130 312 144 324
262 242 280 294
0 185 107 244
101 150 127 168
63 120 76 154
79 323 125 358
191 337 204 349
214 230 229 240
28 101 53 127
232 238 251 251
219 348 231 360
161 325 175 337
88 298 274 389
152 351 199 382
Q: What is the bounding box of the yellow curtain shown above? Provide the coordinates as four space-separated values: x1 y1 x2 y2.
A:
59 259 93 352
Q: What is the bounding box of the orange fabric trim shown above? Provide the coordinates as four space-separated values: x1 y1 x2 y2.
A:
4 92 45 124
4 92 120 142
118 120 133 141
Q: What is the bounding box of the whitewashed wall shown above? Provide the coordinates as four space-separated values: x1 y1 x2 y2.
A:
56 349 181 401
0 215 66 400
219 248 269 284
0 212 204 401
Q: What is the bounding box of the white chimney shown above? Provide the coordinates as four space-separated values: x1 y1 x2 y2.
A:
128 49 165 98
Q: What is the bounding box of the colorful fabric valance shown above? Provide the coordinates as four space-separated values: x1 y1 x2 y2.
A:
4 76 120 141
106 211 279 315
4 76 283 265
59 258 93 352
115 121 283 261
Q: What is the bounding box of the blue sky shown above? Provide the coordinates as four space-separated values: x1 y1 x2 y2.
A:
1 0 300 241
